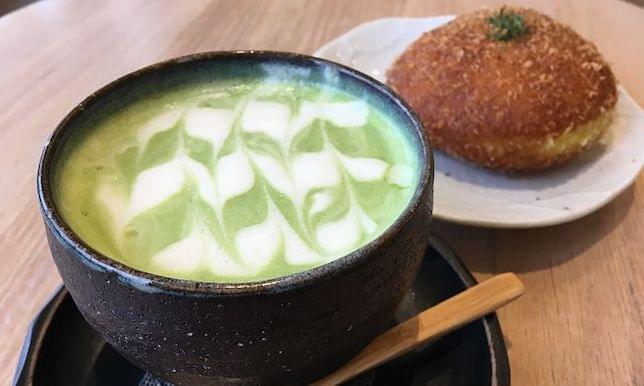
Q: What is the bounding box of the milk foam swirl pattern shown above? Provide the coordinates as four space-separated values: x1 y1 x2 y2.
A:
56 82 417 282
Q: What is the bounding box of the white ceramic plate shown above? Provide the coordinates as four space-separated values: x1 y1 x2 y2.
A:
315 16 644 228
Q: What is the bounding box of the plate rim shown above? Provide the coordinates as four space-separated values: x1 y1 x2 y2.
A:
314 15 644 229
428 235 511 386
13 284 66 386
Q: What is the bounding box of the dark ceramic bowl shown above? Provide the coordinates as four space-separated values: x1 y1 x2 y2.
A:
37 51 433 385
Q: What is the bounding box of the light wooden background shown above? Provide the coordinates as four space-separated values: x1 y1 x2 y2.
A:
1 1 642 385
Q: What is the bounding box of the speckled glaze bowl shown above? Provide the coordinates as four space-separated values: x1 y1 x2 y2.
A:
37 51 433 385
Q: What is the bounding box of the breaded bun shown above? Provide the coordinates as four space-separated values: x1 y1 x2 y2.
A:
387 7 618 171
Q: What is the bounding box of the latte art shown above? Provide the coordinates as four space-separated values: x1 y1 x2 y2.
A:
55 80 418 282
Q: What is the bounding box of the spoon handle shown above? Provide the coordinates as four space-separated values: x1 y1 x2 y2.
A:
312 273 524 386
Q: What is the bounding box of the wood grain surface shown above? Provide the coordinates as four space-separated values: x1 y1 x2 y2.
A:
0 1 642 385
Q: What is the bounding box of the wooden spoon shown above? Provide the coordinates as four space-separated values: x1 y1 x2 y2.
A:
312 273 524 386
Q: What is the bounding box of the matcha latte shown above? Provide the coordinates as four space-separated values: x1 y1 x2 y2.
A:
54 74 419 282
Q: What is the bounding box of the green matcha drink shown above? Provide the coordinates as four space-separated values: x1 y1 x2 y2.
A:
54 76 419 282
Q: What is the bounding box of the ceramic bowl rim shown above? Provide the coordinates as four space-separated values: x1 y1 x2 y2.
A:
37 50 433 296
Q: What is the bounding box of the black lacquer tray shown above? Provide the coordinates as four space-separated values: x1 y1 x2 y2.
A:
14 235 509 386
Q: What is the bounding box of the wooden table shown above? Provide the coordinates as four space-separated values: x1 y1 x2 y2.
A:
1 0 642 384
